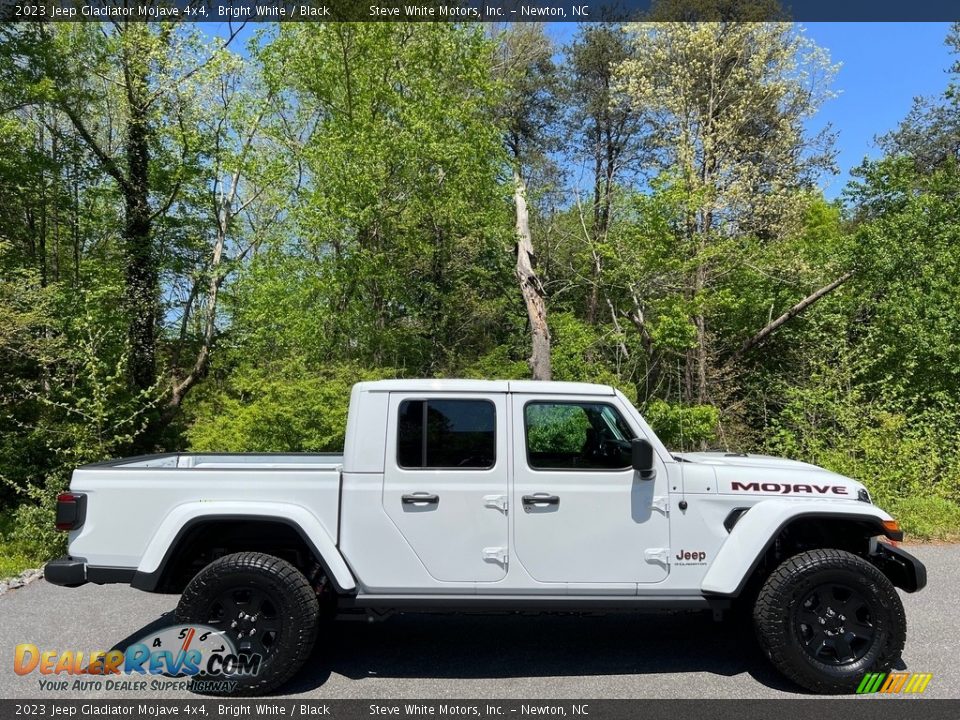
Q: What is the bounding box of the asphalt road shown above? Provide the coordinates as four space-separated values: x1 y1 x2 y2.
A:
1 545 957 700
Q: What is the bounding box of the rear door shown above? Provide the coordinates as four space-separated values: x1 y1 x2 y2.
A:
383 393 509 583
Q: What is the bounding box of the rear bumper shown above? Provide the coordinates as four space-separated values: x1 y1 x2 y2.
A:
44 556 135 588
871 543 927 593
44 556 87 587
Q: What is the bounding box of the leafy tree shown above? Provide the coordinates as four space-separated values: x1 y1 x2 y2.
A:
4 17 960 566
566 22 645 324
186 362 393 453
0 22 247 448
615 20 840 422
493 23 560 380
249 23 512 375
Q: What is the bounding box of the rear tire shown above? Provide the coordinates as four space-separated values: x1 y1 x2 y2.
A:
753 548 906 694
176 551 320 696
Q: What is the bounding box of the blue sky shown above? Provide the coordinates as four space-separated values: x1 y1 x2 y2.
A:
551 22 956 198
803 23 954 196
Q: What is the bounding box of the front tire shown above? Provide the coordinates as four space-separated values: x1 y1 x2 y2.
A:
176 552 320 696
753 548 906 694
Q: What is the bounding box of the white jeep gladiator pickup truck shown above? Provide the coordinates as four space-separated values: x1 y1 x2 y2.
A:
45 379 926 695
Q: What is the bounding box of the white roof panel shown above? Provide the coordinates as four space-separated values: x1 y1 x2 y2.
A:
355 379 510 393
508 380 614 396
355 379 614 396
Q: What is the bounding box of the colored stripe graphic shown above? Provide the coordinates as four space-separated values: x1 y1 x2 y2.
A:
904 673 933 694
881 673 908 693
857 672 932 694
892 673 910 693
857 673 885 694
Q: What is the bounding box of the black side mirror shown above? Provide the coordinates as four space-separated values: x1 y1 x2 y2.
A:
632 438 656 480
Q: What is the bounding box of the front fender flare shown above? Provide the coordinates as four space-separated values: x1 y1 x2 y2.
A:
132 501 356 593
701 500 895 596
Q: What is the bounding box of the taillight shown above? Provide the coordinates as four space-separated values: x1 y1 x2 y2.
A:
55 492 86 531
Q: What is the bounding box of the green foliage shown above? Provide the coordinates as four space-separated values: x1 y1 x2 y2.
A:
252 23 513 375
643 400 719 451
5 499 64 564
2 20 960 558
0 298 154 569
650 306 699 353
768 391 956 505
0 511 42 579
889 497 960 542
0 545 36 580
459 347 530 381
550 312 625 390
764 354 960 539
526 404 592 455
185 362 394 453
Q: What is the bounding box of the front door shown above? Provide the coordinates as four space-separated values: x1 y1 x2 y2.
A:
511 395 670 584
383 393 509 583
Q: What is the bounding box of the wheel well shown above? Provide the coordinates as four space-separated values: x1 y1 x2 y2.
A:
767 516 877 559
152 519 329 594
736 516 881 601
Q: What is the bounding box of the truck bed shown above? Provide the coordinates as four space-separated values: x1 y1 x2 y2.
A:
87 452 344 470
66 453 344 571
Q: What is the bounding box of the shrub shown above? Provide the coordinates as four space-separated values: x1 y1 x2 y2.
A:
643 399 719 450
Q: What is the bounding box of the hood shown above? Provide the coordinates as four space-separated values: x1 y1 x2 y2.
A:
673 452 824 471
673 451 869 501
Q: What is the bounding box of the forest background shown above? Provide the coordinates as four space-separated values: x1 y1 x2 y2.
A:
3 12 960 577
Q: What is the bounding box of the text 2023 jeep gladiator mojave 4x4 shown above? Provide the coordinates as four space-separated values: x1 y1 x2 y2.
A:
44 380 926 696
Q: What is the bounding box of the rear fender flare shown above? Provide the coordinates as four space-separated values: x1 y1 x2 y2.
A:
134 501 356 593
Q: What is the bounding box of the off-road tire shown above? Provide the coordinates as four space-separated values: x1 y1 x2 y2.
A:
753 548 906 694
176 552 320 696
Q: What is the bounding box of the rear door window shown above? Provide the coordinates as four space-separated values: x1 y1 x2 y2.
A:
398 399 496 469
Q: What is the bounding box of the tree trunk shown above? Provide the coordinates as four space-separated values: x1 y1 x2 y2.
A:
691 162 714 405
123 94 157 401
624 290 660 403
513 167 551 381
586 250 601 327
168 204 226 411
693 257 708 405
586 126 616 326
38 112 48 287
586 127 603 325
120 30 160 451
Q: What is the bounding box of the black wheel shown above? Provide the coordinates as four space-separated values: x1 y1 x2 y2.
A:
176 552 320 696
753 548 906 694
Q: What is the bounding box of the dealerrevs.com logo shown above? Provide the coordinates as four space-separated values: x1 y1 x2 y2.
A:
14 624 261 694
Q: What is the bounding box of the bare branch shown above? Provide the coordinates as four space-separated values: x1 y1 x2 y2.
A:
144 22 247 111
730 271 854 363
624 286 653 346
59 104 131 194
606 298 630 360
168 105 269 410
